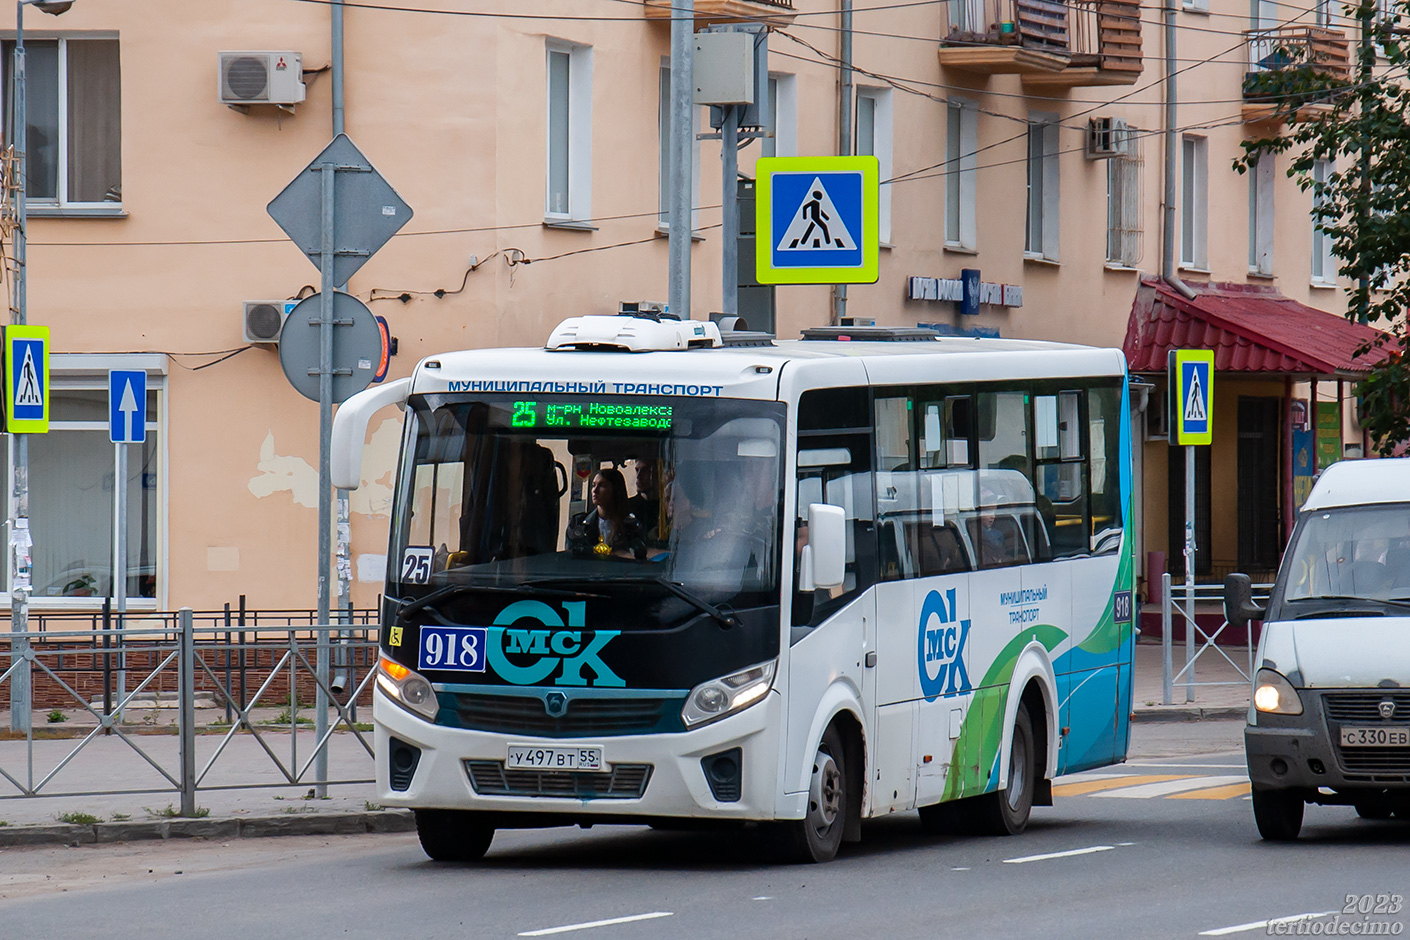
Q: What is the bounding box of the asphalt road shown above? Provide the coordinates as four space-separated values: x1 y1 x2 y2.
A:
2 721 1406 940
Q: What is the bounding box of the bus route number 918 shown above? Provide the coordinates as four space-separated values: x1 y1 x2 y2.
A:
417 626 488 673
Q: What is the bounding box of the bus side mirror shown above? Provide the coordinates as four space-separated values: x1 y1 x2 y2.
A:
800 503 846 591
1224 573 1266 627
331 377 411 489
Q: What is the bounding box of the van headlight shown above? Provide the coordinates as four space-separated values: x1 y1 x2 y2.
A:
376 656 439 721
1253 668 1303 715
682 660 776 729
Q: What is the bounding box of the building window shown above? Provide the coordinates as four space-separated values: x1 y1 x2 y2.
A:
762 72 796 159
1180 135 1208 269
856 87 893 242
2 37 121 210
1248 151 1274 276
546 41 592 222
1311 159 1335 283
1025 114 1060 260
1106 124 1143 266
946 100 977 250
656 59 700 232
5 357 165 608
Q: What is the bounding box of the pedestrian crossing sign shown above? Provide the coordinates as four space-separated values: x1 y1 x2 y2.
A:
756 155 879 285
4 325 49 434
1170 349 1213 446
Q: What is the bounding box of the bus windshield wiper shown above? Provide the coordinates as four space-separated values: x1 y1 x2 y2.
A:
395 582 605 625
526 575 737 629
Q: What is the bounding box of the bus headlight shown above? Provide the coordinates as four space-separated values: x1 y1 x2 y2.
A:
682 660 776 729
1253 668 1303 716
377 656 439 721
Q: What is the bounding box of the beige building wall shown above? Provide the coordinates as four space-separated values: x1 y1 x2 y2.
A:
2 0 1355 613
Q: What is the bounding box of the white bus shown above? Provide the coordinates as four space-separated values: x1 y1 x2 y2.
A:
332 315 1136 863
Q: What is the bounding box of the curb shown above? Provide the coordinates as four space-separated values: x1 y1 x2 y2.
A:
0 810 416 849
1131 705 1248 723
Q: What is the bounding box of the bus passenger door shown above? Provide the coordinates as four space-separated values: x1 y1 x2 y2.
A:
871 580 916 814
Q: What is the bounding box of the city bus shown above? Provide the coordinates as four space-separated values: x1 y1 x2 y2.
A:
331 313 1136 863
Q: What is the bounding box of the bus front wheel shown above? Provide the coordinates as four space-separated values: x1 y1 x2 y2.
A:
975 702 1036 836
770 725 848 863
415 809 496 862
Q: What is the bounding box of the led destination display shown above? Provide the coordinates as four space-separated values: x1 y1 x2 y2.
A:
510 400 673 431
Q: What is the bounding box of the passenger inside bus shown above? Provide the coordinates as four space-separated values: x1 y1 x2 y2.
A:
566 468 647 559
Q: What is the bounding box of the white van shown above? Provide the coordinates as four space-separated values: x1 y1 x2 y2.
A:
1226 457 1410 840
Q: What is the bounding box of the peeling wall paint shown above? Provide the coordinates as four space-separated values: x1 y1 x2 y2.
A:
249 432 318 508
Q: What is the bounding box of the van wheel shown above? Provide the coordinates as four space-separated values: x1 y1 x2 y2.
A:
770 726 848 863
974 703 1036 836
415 809 495 862
1251 787 1304 841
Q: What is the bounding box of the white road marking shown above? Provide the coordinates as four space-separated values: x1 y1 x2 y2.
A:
1052 772 1128 784
1092 775 1247 798
1125 763 1247 769
1115 842 1136 846
1002 845 1115 864
752 897 773 901
519 912 674 936
951 867 970 871
1199 911 1338 936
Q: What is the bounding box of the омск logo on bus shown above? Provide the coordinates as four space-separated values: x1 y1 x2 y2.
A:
487 600 624 688
918 588 972 702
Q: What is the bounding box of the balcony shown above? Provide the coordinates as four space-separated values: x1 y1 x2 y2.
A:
1241 26 1350 124
938 0 1142 84
643 0 795 26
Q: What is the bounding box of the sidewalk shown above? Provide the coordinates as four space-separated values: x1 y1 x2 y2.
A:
0 636 1249 847
1131 636 1252 723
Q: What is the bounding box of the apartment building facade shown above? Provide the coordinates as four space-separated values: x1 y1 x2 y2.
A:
0 0 1377 613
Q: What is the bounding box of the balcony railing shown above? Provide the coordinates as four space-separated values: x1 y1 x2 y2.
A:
643 0 795 25
1243 26 1351 96
940 0 1142 84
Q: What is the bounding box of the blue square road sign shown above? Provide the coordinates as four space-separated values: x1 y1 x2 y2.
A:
109 370 147 444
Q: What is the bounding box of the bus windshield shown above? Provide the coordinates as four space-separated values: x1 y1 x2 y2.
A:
389 394 786 623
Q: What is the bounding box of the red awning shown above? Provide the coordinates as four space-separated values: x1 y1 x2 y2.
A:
1124 278 1389 378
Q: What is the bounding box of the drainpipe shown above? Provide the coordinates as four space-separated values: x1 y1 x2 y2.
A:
332 0 345 137
1162 0 1196 301
831 0 853 324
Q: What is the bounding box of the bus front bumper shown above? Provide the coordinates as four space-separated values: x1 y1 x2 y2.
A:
373 688 783 822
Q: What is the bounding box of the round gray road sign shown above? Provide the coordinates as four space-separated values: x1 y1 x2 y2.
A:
278 291 383 404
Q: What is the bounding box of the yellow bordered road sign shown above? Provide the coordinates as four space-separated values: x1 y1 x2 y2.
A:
4 325 50 434
1170 349 1214 446
756 155 880 285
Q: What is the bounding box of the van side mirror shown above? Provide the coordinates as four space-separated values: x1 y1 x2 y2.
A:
1224 573 1266 627
799 503 847 591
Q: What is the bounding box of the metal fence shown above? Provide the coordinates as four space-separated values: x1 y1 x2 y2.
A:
0 608 380 814
1160 573 1272 705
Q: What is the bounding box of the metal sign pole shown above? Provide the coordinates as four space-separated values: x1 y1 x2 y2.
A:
668 0 693 320
1184 443 1196 703
721 104 739 317
9 2 31 735
113 441 127 719
315 163 335 797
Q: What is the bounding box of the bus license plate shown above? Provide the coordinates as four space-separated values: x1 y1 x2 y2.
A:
1340 726 1410 747
507 745 603 771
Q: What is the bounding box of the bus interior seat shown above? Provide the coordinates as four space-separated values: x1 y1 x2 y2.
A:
911 522 972 576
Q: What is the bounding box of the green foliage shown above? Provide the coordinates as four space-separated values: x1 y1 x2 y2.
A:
45 710 68 723
57 812 101 825
1237 0 1410 452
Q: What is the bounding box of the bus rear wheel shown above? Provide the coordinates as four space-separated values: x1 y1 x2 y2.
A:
770 726 848 863
974 703 1036 836
415 809 495 862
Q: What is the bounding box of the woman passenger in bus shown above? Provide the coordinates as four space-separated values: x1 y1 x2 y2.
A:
567 468 647 560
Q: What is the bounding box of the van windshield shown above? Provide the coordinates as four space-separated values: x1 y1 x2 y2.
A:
1283 504 1410 603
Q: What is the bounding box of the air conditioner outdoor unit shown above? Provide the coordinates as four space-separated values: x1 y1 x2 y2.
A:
243 300 296 345
219 51 306 107
1086 117 1129 159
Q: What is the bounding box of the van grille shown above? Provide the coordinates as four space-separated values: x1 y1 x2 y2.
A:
1324 692 1410 722
465 760 652 799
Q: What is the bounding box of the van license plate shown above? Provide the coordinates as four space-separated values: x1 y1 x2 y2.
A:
507 746 603 771
1340 726 1410 747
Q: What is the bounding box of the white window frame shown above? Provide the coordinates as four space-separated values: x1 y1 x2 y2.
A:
2 34 123 214
946 99 978 251
656 57 701 233
4 354 167 611
764 72 797 159
545 40 593 224
1311 158 1336 285
1180 134 1208 270
1024 113 1060 261
1248 151 1274 276
1105 124 1142 267
856 86 893 243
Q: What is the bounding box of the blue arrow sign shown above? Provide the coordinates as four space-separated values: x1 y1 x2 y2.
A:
109 370 147 444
